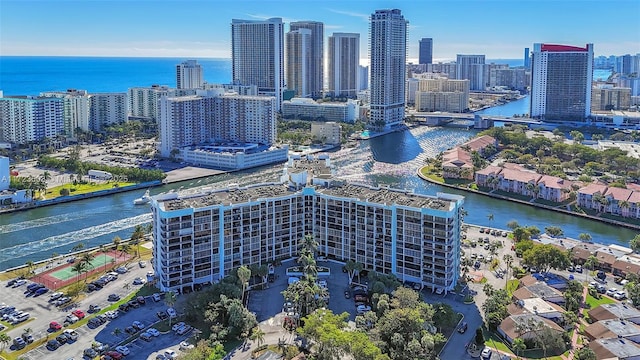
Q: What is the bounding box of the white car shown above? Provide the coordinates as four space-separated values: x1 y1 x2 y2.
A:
115 345 130 355
481 348 493 359
63 329 79 341
614 291 627 300
106 310 119 319
179 341 194 350
172 322 185 332
589 281 598 288
356 305 371 314
146 327 160 337
138 260 147 268
606 288 618 296
152 293 162 302
133 277 147 285
49 292 64 301
167 308 177 318
165 350 178 359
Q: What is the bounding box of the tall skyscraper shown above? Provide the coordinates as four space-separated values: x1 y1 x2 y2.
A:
289 21 324 98
456 55 485 91
530 43 593 122
419 38 433 64
176 60 204 89
369 9 408 130
286 28 312 97
231 18 285 110
328 33 360 98
524 47 530 69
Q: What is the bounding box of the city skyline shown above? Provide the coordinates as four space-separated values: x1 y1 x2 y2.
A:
1 0 638 62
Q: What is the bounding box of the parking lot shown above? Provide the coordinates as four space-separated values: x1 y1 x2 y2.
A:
0 257 194 360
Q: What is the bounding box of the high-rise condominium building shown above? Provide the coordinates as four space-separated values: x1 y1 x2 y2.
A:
231 18 285 110
328 33 360 98
456 55 485 91
286 28 312 98
176 60 204 90
89 93 127 132
0 96 64 144
40 89 90 137
289 21 324 99
530 43 593 122
419 38 433 64
369 9 408 130
414 78 470 113
358 66 369 91
150 180 464 294
524 48 531 69
128 85 174 123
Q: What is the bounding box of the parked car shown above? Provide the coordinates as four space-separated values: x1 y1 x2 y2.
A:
128 300 141 308
167 307 177 318
165 350 178 359
481 348 493 359
119 304 130 312
46 339 61 350
106 310 119 319
177 325 192 335
138 261 147 268
356 305 371 314
124 326 137 335
596 284 607 294
152 293 162 302
34 287 49 296
106 350 124 360
606 288 618 297
172 322 186 332
137 296 146 304
63 329 79 342
21 333 34 343
133 277 146 285
132 321 145 330
72 309 85 319
108 294 120 301
13 337 26 349
147 327 161 337
13 279 27 288
140 332 153 341
88 304 101 313
49 321 62 331
84 348 99 358
49 292 63 301
614 291 627 300
156 310 168 320
575 265 583 273
458 322 468 334
115 345 131 355
115 266 128 274
55 334 68 344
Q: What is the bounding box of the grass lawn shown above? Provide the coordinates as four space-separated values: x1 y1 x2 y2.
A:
41 181 136 200
492 190 533 202
600 213 640 226
583 293 615 318
419 165 444 183
506 279 520 296
534 198 571 207
484 331 513 355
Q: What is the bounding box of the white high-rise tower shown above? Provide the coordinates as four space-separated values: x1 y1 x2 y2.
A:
289 21 324 99
369 9 407 131
176 60 204 89
328 33 360 98
231 18 285 110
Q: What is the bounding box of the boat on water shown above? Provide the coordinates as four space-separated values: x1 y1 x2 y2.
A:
133 190 151 205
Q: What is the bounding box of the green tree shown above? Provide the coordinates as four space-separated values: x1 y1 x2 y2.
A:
506 220 520 230
344 260 363 285
130 224 145 258
575 347 597 360
503 254 513 287
630 234 640 253
71 261 87 283
165 291 177 328
482 289 511 330
475 328 484 345
112 235 121 253
544 226 564 237
579 233 592 242
523 244 571 273
237 265 251 303
80 251 95 281
112 327 123 337
249 326 265 348
512 338 526 357
0 333 11 352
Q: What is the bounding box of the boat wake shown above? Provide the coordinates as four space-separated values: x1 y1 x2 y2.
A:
0 212 90 235
0 213 152 264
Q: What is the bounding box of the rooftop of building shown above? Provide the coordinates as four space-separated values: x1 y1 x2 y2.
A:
589 303 640 322
158 181 457 212
521 297 564 316
586 319 640 339
287 157 332 178
590 337 640 359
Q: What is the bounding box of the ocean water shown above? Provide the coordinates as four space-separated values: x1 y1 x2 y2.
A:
0 56 232 96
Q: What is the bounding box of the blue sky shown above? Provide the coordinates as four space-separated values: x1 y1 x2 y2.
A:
1 0 638 61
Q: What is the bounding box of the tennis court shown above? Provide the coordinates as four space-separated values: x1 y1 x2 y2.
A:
50 254 115 281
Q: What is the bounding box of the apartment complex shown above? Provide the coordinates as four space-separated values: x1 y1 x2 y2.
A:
289 21 324 99
285 28 312 98
176 60 204 90
0 95 64 144
128 85 173 122
369 9 408 130
456 55 485 91
158 89 284 169
419 38 433 65
40 89 91 137
151 179 464 294
89 93 128 132
328 33 360 98
591 85 631 111
414 78 470 113
281 98 358 122
577 183 640 219
311 122 341 145
231 18 285 110
488 68 529 92
530 43 594 122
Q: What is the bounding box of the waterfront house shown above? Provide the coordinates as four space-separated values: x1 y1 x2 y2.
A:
577 183 608 210
497 314 564 344
589 337 640 360
595 245 631 273
585 319 640 344
496 167 541 196
570 243 601 265
588 303 640 325
442 148 474 179
604 187 633 216
512 281 565 304
536 175 573 202
628 191 640 219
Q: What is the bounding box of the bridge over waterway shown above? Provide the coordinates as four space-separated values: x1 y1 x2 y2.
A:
408 111 543 127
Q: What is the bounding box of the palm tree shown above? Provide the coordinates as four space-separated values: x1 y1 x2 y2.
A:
24 260 34 276
119 243 131 260
250 327 265 347
0 333 11 352
579 233 592 243
72 242 85 253
164 291 177 328
255 265 268 288
81 252 95 281
503 254 513 287
112 328 123 338
512 338 526 358
112 236 121 254
620 200 631 217
72 261 87 283
302 234 318 256
130 225 145 258
237 265 251 302
585 255 598 281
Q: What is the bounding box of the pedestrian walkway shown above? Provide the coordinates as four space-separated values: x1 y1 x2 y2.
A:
560 285 590 360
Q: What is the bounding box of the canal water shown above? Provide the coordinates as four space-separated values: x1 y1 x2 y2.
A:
0 100 636 270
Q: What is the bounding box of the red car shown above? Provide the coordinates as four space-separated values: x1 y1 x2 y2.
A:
49 321 62 330
106 350 123 360
71 310 85 319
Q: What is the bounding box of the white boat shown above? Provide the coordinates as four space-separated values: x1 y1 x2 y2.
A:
133 190 151 205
